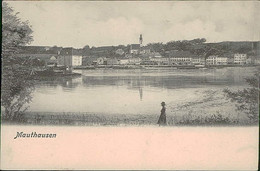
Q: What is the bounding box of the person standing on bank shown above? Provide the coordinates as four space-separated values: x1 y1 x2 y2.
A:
157 102 167 126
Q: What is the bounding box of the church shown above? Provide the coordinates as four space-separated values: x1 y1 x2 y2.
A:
129 34 151 55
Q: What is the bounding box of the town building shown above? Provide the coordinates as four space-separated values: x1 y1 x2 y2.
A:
206 56 217 65
254 57 260 64
129 58 142 65
115 49 124 55
168 50 194 65
151 52 162 58
234 53 247 65
140 58 158 65
119 58 129 65
107 58 120 65
192 57 204 65
129 34 146 54
227 57 234 64
82 56 98 66
249 56 260 65
96 57 107 65
206 56 229 65
57 48 82 67
47 56 58 66
130 44 140 54
216 57 228 65
140 47 151 54
206 56 228 65
150 57 169 65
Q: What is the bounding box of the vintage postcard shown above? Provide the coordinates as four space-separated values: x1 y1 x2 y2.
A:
1 0 259 170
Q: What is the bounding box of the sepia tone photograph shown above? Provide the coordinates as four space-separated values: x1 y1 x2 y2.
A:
1 0 259 170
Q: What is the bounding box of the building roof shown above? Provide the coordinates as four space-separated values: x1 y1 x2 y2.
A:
93 46 114 52
152 52 162 57
60 48 82 56
50 56 57 60
169 50 198 58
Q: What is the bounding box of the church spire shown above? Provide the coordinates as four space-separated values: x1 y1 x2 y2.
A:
139 34 143 47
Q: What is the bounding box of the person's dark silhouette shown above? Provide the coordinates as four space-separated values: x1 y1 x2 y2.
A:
157 102 167 126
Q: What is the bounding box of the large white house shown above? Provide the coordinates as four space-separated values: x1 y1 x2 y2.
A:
206 56 228 65
57 48 82 66
150 57 169 65
216 57 228 65
168 50 195 65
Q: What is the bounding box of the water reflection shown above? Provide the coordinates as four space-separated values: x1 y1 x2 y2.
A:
29 67 258 113
80 69 249 89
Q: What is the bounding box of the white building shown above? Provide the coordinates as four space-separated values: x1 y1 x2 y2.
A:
192 57 204 65
57 48 82 66
129 58 141 65
168 50 194 65
58 55 82 66
234 53 247 65
119 59 129 65
150 57 169 65
130 44 140 54
140 47 151 54
206 56 228 65
96 57 106 65
115 49 124 55
206 56 217 65
169 57 192 65
216 57 228 65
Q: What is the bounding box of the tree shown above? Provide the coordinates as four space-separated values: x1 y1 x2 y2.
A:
147 42 164 53
223 70 259 124
82 45 90 55
236 46 252 54
1 2 34 121
190 38 206 44
164 38 207 52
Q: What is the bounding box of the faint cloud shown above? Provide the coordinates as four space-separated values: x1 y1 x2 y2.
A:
7 1 260 48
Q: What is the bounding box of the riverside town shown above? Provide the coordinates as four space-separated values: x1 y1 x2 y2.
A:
2 1 259 126
17 35 260 76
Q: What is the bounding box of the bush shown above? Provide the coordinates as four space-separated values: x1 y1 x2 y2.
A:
223 71 259 124
175 112 239 126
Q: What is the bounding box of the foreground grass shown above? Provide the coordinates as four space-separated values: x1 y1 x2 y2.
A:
2 111 257 126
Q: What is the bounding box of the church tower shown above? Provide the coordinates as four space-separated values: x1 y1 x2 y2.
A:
139 34 143 47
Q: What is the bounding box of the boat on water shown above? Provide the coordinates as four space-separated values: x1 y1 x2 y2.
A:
177 65 197 69
195 64 205 68
195 64 207 70
73 66 96 70
31 66 81 77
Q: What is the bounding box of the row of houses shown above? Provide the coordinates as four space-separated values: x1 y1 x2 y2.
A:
17 45 260 67
80 54 260 66
36 53 260 67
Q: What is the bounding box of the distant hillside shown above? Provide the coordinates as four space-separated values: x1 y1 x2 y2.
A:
206 41 260 54
18 41 260 57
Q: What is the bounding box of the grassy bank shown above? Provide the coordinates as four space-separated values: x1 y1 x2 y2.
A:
2 111 257 126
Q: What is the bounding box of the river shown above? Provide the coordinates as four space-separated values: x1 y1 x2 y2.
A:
29 66 258 117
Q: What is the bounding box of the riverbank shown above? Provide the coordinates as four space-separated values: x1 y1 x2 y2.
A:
2 110 257 126
73 64 260 70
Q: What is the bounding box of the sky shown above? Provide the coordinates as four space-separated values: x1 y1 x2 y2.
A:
6 1 260 48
